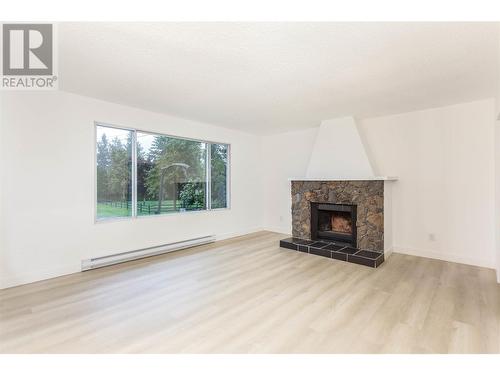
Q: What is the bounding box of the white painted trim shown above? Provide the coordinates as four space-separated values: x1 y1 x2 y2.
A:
0 264 81 290
384 247 394 260
215 227 265 241
393 247 495 269
262 226 292 236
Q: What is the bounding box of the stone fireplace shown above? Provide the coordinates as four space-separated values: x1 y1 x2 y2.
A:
292 180 385 251
280 178 394 268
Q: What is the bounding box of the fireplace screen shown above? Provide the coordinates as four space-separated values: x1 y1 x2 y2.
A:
311 203 357 246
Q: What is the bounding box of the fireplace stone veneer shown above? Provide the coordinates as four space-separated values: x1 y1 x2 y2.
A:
291 180 384 251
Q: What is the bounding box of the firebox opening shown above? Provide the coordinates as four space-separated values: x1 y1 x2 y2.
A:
310 202 357 247
318 211 353 235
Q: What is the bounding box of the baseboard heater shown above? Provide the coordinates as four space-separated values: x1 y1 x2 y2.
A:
81 235 216 271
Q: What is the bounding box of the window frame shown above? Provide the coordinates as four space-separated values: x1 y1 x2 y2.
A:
94 121 231 223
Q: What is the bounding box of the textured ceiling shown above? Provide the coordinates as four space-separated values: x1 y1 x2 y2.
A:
59 22 499 134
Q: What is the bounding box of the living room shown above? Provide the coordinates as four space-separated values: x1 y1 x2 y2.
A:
1 1 500 373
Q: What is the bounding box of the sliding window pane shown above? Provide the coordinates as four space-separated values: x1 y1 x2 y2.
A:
96 126 133 219
210 143 228 209
136 132 207 215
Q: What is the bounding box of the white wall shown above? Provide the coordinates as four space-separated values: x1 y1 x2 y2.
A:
0 90 264 288
263 99 497 269
360 99 496 268
496 24 500 281
306 117 374 179
261 127 318 234
496 114 500 280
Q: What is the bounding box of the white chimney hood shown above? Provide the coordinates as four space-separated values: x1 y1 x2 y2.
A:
301 116 397 181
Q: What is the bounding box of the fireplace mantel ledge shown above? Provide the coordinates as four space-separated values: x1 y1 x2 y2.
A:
289 176 398 181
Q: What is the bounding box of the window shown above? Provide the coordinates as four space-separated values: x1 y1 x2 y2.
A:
96 126 133 219
95 124 229 220
136 132 207 215
210 143 228 209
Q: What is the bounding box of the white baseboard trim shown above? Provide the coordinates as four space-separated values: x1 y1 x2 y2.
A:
0 264 81 290
383 247 394 260
393 246 495 269
262 226 291 235
215 227 265 241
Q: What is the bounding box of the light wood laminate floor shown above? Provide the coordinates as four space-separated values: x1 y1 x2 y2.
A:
1 231 499 353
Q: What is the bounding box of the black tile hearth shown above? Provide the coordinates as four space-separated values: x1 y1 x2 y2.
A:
348 254 376 267
292 238 315 245
337 247 358 254
279 237 316 251
297 245 309 253
309 241 330 248
322 243 346 251
278 237 384 268
279 239 297 250
331 251 347 261
309 241 332 258
348 250 384 268
309 247 331 258
355 250 383 259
